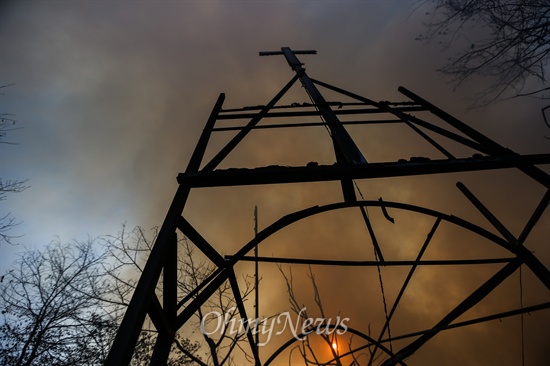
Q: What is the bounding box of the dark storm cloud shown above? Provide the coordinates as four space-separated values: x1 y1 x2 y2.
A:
1 1 548 364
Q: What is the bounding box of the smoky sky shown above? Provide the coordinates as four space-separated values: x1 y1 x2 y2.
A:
1 1 549 364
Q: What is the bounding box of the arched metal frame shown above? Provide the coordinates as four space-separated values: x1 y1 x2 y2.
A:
225 200 549 365
263 324 401 366
106 48 550 365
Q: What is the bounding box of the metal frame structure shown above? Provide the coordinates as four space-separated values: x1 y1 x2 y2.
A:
106 47 550 365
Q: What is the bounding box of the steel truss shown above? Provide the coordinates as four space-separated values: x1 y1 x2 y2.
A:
106 47 550 365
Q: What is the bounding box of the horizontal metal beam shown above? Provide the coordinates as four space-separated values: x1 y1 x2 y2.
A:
380 301 550 344
259 49 317 56
337 301 550 358
211 119 404 132
177 153 550 188
216 106 426 120
220 101 419 113
224 256 513 266
384 259 522 365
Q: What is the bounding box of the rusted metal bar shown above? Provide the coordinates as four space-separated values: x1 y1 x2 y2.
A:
325 301 550 361
226 201 511 265
228 269 261 365
177 216 225 267
370 218 441 363
150 232 178 366
202 73 302 172
380 301 550 344
382 259 522 366
310 78 486 151
185 93 225 173
147 295 170 336
211 119 404 131
178 153 550 188
457 182 550 290
517 188 550 245
457 182 517 246
216 106 426 119
399 86 550 188
404 120 455 159
175 268 230 329
225 256 513 266
359 205 385 262
150 233 178 365
105 185 191 366
278 47 366 164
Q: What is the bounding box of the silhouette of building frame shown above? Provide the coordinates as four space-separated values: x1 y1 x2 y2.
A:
106 47 550 365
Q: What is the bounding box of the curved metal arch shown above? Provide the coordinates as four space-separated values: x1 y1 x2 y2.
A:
174 199 549 363
181 198 547 315
228 200 511 266
263 324 403 366
227 200 549 289
183 199 511 314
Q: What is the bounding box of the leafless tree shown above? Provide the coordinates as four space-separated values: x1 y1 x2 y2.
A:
0 224 257 365
419 1 550 106
0 239 113 365
279 266 380 366
0 228 200 365
102 225 254 365
177 237 255 366
0 84 28 245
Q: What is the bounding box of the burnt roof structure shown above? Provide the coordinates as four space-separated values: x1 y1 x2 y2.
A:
106 48 550 365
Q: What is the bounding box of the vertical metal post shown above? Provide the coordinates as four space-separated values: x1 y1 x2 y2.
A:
254 206 259 349
106 94 225 366
105 185 190 366
150 232 178 365
279 47 366 165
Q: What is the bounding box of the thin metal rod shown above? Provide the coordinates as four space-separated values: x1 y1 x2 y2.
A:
263 325 403 366
177 216 225 267
327 301 550 361
457 182 517 247
457 182 550 289
185 93 225 173
254 206 259 349
384 259 522 365
228 269 261 365
176 267 223 310
404 121 455 159
225 256 513 266
310 78 486 152
370 218 441 364
359 204 385 262
517 188 550 245
211 119 404 132
219 100 414 113
203 73 302 172
399 86 550 188
216 106 426 120
380 301 550 344
175 268 230 329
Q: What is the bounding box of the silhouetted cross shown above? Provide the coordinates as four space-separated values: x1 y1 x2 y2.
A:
259 47 366 165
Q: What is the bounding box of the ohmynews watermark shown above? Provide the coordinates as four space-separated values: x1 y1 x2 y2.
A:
200 307 350 346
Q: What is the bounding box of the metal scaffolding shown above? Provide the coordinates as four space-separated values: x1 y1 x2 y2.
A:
106 47 550 365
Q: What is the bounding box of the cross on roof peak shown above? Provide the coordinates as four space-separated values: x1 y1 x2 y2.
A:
259 47 317 71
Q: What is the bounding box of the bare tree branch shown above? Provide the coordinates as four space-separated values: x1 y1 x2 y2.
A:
420 0 550 107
